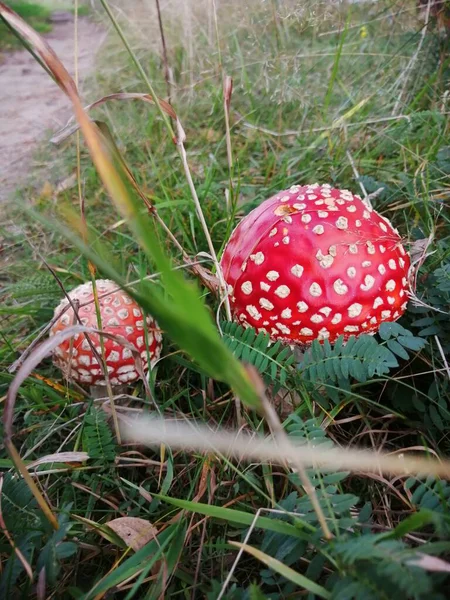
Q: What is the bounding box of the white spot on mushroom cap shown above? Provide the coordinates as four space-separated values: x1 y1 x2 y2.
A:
318 211 329 218
373 297 383 309
297 301 309 313
275 285 290 298
250 252 265 265
378 264 386 275
331 313 342 324
381 310 392 319
301 213 312 223
276 323 291 335
282 236 290 245
336 216 348 230
317 328 330 340
347 266 356 278
362 261 371 267
293 203 306 210
117 364 136 374
281 308 292 319
388 259 397 270
291 264 304 278
387 296 396 305
241 281 253 295
347 205 357 213
78 355 91 366
366 241 376 255
319 306 332 317
349 244 358 254
309 282 323 297
333 279 348 295
246 305 262 320
344 325 359 333
260 282 271 292
300 327 313 336
316 251 334 269
385 279 396 292
108 350 120 362
259 298 275 310
361 275 375 291
310 314 324 324
348 303 363 318
266 270 280 281
269 228 277 237
312 225 325 235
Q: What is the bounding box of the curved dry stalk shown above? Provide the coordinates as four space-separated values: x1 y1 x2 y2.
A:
121 416 450 479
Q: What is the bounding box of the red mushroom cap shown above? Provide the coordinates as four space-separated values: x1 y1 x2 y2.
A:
50 279 162 385
221 184 410 344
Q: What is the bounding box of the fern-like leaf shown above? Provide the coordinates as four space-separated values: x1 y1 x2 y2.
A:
83 407 116 462
298 335 398 384
221 322 295 387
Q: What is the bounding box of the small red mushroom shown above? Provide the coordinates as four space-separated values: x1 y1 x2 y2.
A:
221 184 410 344
50 279 162 385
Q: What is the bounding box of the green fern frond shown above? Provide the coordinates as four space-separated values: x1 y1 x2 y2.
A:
221 321 295 387
406 476 450 514
284 416 357 524
82 407 116 462
298 335 398 384
0 473 41 534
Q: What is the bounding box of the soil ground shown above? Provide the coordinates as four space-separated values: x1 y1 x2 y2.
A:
0 16 105 203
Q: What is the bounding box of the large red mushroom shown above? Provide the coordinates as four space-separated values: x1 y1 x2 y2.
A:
221 184 410 344
50 280 162 385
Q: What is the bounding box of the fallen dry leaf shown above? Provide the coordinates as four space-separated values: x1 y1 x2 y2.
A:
107 517 158 551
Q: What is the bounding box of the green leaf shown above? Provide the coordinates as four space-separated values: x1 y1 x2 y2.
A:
387 339 409 360
230 542 331 599
380 510 435 540
153 494 309 540
84 524 177 599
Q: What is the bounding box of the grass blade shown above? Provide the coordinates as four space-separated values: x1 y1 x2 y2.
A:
230 542 331 599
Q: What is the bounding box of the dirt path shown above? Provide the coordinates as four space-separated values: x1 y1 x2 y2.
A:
0 16 106 203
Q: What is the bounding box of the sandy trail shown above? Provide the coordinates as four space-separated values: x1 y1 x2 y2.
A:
0 16 105 203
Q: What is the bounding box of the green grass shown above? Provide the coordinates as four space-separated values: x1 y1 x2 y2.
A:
0 1 52 50
1 0 450 598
